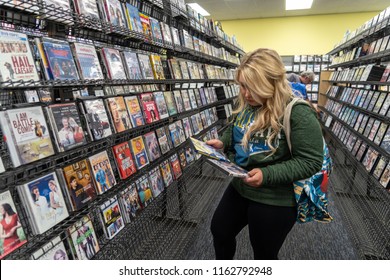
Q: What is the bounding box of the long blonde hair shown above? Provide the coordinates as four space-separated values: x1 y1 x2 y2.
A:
233 48 294 153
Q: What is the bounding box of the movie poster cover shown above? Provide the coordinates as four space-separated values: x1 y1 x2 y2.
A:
122 51 143 79
41 37 79 80
47 102 87 152
0 30 39 83
112 141 137 180
107 96 132 133
0 106 55 167
83 99 113 140
118 183 142 223
18 172 69 234
124 95 145 127
125 3 143 32
67 215 100 259
30 236 69 260
130 136 150 170
99 196 125 239
62 159 97 211
140 93 160 123
88 151 117 195
101 47 127 80
73 42 104 80
135 175 153 207
148 166 165 198
0 190 27 260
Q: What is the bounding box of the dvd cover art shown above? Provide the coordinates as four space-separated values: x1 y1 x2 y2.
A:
168 58 182 79
140 93 160 123
135 175 153 207
130 136 150 170
41 38 79 80
159 160 174 187
89 151 117 195
102 0 128 28
83 99 113 140
119 183 142 222
173 90 184 113
182 117 193 139
144 131 161 162
62 159 97 211
47 102 87 152
0 106 55 167
178 60 190 79
207 158 249 178
137 53 154 79
113 141 137 180
124 95 145 127
73 42 104 80
185 145 195 164
107 96 132 133
160 22 173 44
18 172 69 234
122 51 143 79
0 190 27 260
125 3 143 32
153 91 169 119
101 47 127 80
30 236 69 260
169 153 182 180
155 127 171 155
139 12 152 38
178 148 187 169
99 196 125 239
67 215 99 259
163 91 178 116
149 17 163 41
73 0 101 21
148 166 165 198
149 54 165 79
0 30 39 83
181 90 192 111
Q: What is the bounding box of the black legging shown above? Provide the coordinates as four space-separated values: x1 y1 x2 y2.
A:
211 184 297 260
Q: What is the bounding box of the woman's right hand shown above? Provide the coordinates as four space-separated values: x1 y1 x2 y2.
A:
206 139 224 149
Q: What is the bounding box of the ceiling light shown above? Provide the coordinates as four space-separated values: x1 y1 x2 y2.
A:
286 0 313 10
187 3 210 16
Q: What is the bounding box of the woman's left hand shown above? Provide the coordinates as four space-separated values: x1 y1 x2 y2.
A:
243 168 263 187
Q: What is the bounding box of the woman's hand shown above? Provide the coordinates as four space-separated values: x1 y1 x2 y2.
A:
243 168 263 187
206 139 224 149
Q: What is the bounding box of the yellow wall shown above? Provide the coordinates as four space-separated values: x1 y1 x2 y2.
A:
221 12 379 55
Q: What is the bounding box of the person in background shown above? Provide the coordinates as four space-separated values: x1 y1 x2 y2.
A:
207 48 323 260
287 70 315 85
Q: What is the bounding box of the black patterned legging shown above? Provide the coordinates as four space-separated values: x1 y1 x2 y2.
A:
211 184 297 260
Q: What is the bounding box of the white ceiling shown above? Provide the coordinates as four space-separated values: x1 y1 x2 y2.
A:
184 0 390 21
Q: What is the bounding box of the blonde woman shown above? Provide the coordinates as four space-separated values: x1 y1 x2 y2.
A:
207 48 323 260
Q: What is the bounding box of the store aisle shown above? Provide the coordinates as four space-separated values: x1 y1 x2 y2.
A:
185 177 359 260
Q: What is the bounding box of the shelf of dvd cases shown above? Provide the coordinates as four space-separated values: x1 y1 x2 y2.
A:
0 0 244 260
318 7 390 258
329 6 390 56
320 122 390 259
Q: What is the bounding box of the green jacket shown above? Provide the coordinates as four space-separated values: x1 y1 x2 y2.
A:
220 103 323 207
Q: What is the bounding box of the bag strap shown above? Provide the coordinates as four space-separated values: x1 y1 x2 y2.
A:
283 98 304 152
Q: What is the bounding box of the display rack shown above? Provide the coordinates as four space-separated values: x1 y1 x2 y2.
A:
0 0 243 260
317 6 390 259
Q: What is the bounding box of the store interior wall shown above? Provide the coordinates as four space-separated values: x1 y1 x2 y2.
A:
221 12 379 55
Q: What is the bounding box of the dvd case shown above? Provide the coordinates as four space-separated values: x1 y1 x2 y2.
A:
0 190 28 260
0 30 39 83
0 106 55 167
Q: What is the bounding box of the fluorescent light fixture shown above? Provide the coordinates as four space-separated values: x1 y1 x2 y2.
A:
286 0 313 10
187 3 210 16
